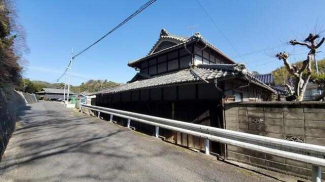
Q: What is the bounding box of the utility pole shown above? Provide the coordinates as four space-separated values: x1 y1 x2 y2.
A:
63 75 67 102
67 48 73 104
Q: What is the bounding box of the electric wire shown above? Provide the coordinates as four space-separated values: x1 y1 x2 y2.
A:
195 0 241 57
56 0 157 82
232 44 288 58
57 60 72 82
72 0 156 60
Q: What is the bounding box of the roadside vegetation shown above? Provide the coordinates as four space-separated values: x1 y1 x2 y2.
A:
18 79 120 94
0 0 27 87
273 58 325 85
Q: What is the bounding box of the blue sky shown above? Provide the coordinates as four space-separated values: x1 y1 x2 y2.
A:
16 0 325 85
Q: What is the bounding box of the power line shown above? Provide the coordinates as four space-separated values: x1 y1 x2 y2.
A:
254 51 314 68
195 0 241 57
56 0 157 82
72 0 157 59
232 44 288 58
57 61 71 82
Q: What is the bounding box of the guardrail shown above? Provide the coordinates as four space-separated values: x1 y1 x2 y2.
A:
80 104 324 182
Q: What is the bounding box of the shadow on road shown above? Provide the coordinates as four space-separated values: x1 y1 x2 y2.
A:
0 102 182 182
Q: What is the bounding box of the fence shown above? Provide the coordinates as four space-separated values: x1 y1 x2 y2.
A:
224 101 325 178
80 104 325 182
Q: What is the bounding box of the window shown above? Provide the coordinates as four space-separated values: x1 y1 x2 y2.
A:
180 47 191 56
158 55 167 63
158 62 167 73
215 57 221 63
194 55 202 66
140 68 148 74
180 55 192 68
149 59 156 66
149 66 157 75
194 46 203 56
168 51 178 60
203 50 209 59
210 55 216 63
141 61 148 68
203 58 209 64
168 59 178 71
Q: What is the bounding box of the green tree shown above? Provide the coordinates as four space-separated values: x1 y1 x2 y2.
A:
273 58 325 85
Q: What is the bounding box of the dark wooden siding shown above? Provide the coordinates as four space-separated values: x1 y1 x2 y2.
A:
96 83 224 155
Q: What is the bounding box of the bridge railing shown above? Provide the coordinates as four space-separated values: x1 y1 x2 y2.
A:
80 104 324 182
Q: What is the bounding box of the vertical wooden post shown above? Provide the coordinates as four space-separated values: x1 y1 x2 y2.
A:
110 114 113 122
97 111 100 118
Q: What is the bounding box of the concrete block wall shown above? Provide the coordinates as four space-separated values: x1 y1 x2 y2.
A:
22 93 38 104
224 102 325 179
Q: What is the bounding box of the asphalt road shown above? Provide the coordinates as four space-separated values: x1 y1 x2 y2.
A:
0 101 279 182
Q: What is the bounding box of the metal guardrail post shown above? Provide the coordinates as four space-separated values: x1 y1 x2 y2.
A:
312 165 322 182
205 138 210 155
98 112 100 118
110 114 113 122
155 126 159 138
127 119 131 128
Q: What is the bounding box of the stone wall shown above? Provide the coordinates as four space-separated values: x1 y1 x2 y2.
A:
224 101 325 179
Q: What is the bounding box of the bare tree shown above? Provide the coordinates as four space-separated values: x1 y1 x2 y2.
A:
276 33 324 101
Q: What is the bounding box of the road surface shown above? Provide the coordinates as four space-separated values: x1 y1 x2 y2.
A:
0 101 279 182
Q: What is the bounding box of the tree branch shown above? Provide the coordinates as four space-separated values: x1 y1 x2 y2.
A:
315 37 325 49
276 52 300 78
290 40 311 48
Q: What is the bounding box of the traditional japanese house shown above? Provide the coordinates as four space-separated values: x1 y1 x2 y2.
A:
36 88 75 101
95 29 276 155
255 73 288 99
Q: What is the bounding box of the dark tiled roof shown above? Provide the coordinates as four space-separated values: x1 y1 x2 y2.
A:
147 29 188 55
99 64 276 94
128 30 236 66
254 73 274 85
271 86 288 95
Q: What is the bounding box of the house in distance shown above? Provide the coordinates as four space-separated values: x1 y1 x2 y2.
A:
95 29 276 154
36 88 75 101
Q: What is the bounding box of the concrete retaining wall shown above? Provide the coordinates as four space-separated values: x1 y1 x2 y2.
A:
0 88 26 160
22 93 38 104
224 101 325 179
